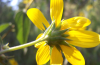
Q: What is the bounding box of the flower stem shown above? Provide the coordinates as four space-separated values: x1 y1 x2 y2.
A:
43 20 55 37
0 20 55 54
23 0 33 12
0 37 47 54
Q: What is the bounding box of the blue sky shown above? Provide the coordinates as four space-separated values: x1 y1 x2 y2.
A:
2 0 22 10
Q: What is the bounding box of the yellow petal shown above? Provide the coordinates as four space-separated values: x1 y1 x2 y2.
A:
50 0 63 26
35 33 46 48
66 30 99 48
27 8 50 30
9 58 18 65
36 45 50 64
50 46 63 65
61 17 91 30
60 45 85 65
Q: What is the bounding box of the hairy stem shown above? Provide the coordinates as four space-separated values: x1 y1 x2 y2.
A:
0 20 55 54
0 37 47 54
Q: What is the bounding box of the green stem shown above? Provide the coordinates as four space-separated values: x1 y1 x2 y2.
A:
0 20 55 54
43 20 55 37
0 37 47 54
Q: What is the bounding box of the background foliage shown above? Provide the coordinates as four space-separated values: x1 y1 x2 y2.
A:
0 0 100 65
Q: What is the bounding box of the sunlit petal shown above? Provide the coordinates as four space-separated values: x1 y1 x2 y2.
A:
66 30 99 48
35 33 46 48
36 33 43 40
50 0 63 26
27 8 50 30
60 45 85 65
36 45 50 64
50 46 63 65
35 41 46 48
61 17 91 30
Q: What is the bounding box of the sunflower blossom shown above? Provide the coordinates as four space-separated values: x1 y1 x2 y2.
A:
26 0 99 65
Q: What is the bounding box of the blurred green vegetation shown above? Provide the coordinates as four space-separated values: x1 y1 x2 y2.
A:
0 0 100 65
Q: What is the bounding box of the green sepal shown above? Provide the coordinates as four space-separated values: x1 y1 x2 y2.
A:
48 22 55 36
42 23 47 32
55 44 62 52
43 20 55 37
52 22 56 31
60 41 70 47
51 28 69 36
58 28 69 34
55 20 62 30
68 43 75 47
48 37 71 41
58 37 71 40
55 24 61 31
61 34 69 37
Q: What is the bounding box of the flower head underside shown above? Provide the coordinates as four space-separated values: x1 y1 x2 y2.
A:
26 0 99 65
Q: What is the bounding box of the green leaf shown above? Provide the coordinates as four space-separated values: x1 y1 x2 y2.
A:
15 11 30 44
0 23 10 33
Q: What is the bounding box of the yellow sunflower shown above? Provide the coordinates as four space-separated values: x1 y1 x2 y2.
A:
27 0 99 65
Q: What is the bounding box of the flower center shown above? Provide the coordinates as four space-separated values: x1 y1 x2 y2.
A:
46 27 70 47
42 20 71 47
